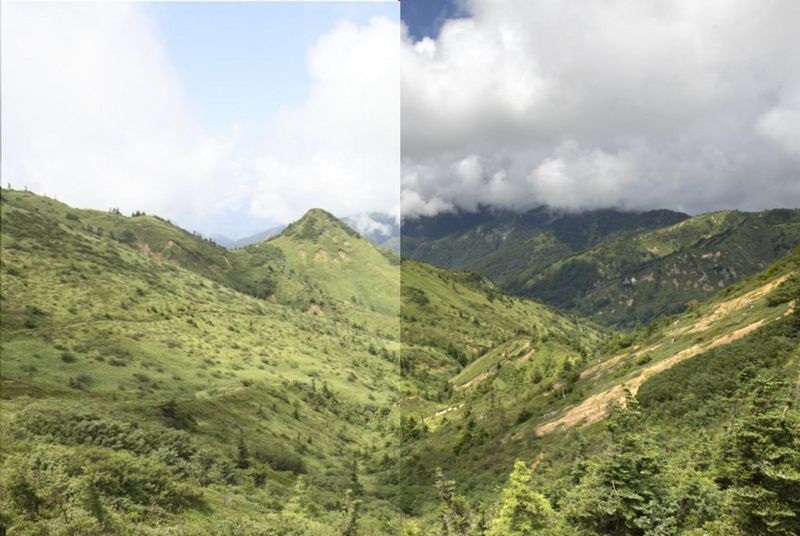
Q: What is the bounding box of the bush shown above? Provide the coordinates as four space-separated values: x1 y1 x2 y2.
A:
1 443 204 530
253 443 307 474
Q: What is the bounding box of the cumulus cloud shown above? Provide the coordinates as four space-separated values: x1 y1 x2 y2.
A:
2 3 399 235
346 213 393 237
249 17 400 224
1 3 247 233
401 0 800 217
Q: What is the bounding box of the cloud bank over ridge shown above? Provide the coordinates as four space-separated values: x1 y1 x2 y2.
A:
401 0 800 218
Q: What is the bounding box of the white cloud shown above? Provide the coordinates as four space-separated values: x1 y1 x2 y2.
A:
347 213 392 237
1 3 245 232
2 4 400 235
401 0 800 217
249 17 400 224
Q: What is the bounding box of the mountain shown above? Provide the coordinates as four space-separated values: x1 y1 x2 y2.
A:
230 225 287 248
401 206 688 274
207 213 399 253
515 209 800 327
398 243 800 530
402 206 800 328
0 189 403 533
242 208 400 315
208 233 236 248
218 213 400 253
2 188 799 534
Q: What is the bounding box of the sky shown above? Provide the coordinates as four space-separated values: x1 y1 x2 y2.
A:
400 0 466 41
401 0 800 218
2 1 399 239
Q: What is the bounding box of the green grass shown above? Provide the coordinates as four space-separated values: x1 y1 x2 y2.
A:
395 245 800 526
3 189 799 534
0 189 403 534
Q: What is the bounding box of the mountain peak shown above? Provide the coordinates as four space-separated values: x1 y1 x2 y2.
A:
280 207 361 242
301 207 340 223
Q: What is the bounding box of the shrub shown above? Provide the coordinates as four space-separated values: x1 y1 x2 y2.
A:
253 444 306 474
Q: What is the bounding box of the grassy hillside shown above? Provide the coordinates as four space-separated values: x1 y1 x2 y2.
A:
259 209 400 316
0 192 401 317
3 189 798 534
398 243 799 534
397 259 606 514
0 190 404 534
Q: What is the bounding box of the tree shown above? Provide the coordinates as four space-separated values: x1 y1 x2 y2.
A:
435 467 471 535
349 456 363 496
236 434 251 470
339 489 362 536
721 376 800 536
564 388 668 535
285 476 320 517
488 460 556 536
401 520 423 536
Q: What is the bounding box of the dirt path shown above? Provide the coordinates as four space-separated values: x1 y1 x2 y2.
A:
535 317 769 436
515 343 535 366
580 343 662 379
690 273 793 333
454 340 530 391
455 369 494 391
432 403 464 418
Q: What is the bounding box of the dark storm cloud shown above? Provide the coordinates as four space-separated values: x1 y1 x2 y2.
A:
401 0 800 217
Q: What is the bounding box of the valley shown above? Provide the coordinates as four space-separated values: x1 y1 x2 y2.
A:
1 189 798 535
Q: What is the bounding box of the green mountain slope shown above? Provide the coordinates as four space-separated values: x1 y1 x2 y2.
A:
403 206 800 328
3 189 798 534
517 209 800 328
398 242 800 533
256 209 400 315
397 259 606 513
401 207 687 277
0 190 403 534
0 192 400 317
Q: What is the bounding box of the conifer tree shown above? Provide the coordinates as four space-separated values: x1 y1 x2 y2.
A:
236 434 250 469
564 388 667 535
340 489 362 536
487 460 556 536
721 376 800 536
434 467 471 535
285 475 320 517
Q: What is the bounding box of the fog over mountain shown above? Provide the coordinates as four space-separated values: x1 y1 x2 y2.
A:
401 0 800 218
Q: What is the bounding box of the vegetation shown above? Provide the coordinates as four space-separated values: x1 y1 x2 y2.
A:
0 189 403 533
403 207 800 328
397 242 800 533
1 188 798 534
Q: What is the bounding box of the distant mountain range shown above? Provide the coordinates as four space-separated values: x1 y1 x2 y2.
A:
402 206 800 328
209 225 286 249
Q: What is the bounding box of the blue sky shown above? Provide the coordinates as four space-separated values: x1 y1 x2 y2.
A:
3 2 400 239
401 0 467 41
149 2 397 155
